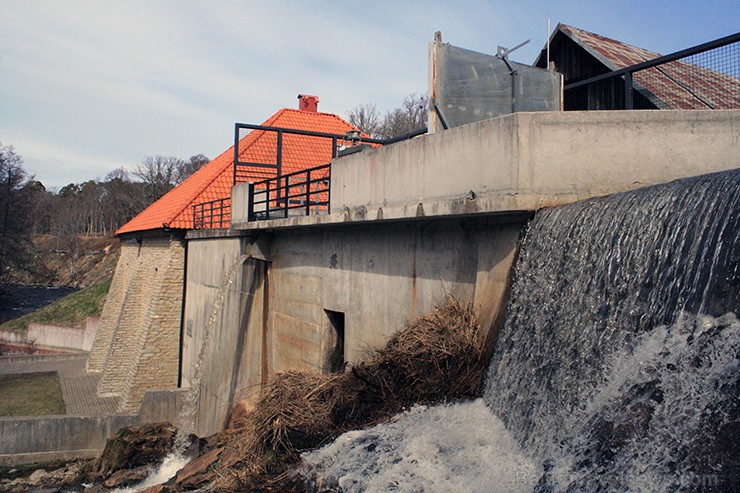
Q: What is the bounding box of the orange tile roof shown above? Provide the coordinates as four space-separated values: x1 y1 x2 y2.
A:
117 108 367 235
548 24 740 110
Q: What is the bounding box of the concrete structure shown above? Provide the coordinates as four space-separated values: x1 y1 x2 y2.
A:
194 109 740 437
0 317 98 352
182 221 521 436
0 389 183 466
233 109 740 229
87 98 366 415
0 354 184 466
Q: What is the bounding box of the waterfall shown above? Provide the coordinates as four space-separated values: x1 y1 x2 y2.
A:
485 168 739 491
303 169 739 492
110 254 254 493
176 253 253 446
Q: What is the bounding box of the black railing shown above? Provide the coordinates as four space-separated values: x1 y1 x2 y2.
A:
248 164 330 221
233 124 387 186
190 123 427 228
564 32 740 110
192 198 231 229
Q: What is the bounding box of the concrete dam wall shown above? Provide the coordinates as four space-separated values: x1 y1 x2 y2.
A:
183 218 523 436
90 109 740 440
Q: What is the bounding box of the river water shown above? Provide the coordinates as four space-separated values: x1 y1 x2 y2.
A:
0 284 77 324
302 169 739 492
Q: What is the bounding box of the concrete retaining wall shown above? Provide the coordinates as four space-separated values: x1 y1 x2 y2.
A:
0 317 99 352
333 109 740 216
0 389 184 466
181 234 267 436
232 109 740 229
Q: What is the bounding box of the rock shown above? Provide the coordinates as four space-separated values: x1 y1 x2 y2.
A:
29 469 47 482
102 465 151 488
92 422 177 480
141 484 178 493
175 447 223 488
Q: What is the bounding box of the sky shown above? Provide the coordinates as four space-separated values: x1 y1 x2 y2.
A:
1 1 738 190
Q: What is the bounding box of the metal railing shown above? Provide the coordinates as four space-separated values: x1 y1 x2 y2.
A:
191 123 427 228
192 198 231 229
564 32 740 110
247 163 330 221
233 124 381 186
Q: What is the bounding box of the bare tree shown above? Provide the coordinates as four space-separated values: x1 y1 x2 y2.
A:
379 93 428 139
176 154 210 183
133 155 185 203
347 93 428 140
0 143 32 279
347 103 382 139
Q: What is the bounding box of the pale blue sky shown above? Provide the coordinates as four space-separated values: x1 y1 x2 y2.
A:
1 0 738 188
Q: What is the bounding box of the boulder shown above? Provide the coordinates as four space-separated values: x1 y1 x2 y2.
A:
175 447 223 488
92 422 177 480
102 465 151 489
29 469 47 482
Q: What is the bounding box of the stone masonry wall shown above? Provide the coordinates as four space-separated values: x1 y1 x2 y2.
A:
91 235 185 413
118 238 185 412
87 240 138 372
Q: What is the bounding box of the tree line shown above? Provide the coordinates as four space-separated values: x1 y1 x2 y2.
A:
0 143 208 280
0 93 429 280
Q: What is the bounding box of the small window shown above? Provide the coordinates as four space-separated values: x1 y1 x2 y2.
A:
324 310 345 373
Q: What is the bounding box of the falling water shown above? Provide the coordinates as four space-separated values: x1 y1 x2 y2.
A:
111 254 254 492
303 169 739 492
176 253 254 446
485 169 739 491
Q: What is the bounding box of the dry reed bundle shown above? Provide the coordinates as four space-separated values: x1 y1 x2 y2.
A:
211 298 486 492
353 296 486 409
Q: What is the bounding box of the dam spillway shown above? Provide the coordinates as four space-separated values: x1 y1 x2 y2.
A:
303 168 740 492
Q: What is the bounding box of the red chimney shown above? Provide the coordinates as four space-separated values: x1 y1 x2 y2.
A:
298 94 319 112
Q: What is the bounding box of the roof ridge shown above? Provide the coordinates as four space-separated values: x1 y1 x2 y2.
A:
562 24 662 60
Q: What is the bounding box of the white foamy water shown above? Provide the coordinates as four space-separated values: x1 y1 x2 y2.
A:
302 170 739 492
548 312 740 492
110 452 190 493
301 399 539 493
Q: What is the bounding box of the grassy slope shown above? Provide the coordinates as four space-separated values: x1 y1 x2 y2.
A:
0 280 111 332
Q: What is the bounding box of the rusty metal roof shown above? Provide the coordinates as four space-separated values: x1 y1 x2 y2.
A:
543 24 740 109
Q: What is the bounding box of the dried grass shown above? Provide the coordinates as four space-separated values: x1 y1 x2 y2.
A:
211 297 487 492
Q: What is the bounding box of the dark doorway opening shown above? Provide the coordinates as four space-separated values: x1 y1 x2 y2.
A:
324 310 345 373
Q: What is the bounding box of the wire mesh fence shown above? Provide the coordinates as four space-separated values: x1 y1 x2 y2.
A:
565 33 740 110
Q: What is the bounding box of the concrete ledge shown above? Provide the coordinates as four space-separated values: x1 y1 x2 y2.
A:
0 449 101 466
231 110 740 231
0 389 185 466
0 353 87 364
231 192 579 231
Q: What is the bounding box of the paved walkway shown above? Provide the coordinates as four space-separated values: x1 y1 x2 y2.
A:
0 353 120 415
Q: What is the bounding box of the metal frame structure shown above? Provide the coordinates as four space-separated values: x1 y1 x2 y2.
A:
192 198 231 230
247 163 331 221
191 124 427 228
